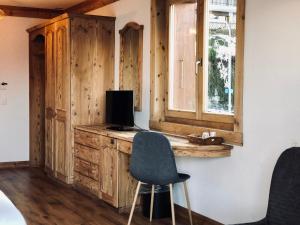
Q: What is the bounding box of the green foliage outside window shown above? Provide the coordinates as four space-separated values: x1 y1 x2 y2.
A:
207 35 235 113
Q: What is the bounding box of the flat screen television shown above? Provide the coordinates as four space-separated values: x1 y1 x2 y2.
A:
106 90 134 130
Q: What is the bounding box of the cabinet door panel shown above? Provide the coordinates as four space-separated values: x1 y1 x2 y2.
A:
118 152 138 209
54 20 70 182
71 18 99 126
55 111 67 178
45 117 53 170
45 25 55 172
100 136 118 207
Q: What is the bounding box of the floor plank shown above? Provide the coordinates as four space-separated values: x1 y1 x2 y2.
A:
0 168 183 225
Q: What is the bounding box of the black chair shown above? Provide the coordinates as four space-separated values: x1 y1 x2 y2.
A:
233 147 300 225
127 132 193 225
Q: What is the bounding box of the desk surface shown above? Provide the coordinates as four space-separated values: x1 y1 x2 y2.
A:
76 125 233 158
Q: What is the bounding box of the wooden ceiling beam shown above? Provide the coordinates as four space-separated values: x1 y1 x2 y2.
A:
66 0 119 14
0 0 119 19
0 5 64 19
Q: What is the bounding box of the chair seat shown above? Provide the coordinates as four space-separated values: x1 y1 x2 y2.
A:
175 173 191 184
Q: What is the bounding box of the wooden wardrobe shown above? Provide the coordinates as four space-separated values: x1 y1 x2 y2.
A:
29 13 115 184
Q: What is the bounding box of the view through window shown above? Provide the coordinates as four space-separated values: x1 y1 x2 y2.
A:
206 0 237 114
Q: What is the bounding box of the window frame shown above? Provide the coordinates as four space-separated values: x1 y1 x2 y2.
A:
150 0 245 145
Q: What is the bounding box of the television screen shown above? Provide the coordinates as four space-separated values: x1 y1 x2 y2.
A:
106 91 134 127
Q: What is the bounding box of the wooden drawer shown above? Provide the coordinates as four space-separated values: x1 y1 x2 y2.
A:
74 143 100 164
74 157 99 181
74 172 99 197
74 129 101 149
117 140 132 154
100 135 117 150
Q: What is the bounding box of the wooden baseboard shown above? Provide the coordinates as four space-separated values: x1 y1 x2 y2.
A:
175 204 223 225
0 161 30 169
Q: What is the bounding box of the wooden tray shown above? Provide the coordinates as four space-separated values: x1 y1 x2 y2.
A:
187 134 224 145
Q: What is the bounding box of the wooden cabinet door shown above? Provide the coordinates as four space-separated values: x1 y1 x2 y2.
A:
118 151 139 209
45 19 71 183
100 136 118 207
29 28 46 168
45 24 56 173
54 19 71 183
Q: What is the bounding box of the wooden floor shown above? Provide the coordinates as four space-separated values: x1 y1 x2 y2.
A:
0 168 186 225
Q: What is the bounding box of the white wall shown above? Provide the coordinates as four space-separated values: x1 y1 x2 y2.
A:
91 0 300 224
0 17 45 162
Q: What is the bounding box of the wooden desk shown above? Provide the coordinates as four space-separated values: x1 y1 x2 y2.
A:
73 125 233 211
76 125 233 158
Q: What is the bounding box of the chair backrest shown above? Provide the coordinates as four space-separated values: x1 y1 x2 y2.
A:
267 147 300 225
129 132 179 185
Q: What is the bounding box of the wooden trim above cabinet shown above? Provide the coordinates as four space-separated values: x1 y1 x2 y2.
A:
27 13 116 33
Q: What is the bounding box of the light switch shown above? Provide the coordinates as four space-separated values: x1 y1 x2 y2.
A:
0 93 7 105
0 82 7 90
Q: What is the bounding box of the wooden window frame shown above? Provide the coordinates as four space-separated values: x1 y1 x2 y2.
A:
150 0 245 145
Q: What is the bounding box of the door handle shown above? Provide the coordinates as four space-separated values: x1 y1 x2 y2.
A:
179 59 184 88
46 107 57 119
52 110 57 118
195 59 202 76
110 139 115 145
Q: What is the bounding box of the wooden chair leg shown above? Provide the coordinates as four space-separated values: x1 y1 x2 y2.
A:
183 181 193 225
127 181 142 225
169 184 176 225
150 185 155 222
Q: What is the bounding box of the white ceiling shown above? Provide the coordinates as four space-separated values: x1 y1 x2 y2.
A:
0 0 85 10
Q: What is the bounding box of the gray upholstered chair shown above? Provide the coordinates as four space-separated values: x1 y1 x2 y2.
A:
127 132 193 225
233 147 300 225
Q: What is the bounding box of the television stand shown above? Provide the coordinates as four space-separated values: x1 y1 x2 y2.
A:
106 126 135 132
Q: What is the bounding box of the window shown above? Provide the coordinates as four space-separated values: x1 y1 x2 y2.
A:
167 0 243 122
150 0 245 145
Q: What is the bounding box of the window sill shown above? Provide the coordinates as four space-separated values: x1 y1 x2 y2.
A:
149 120 243 146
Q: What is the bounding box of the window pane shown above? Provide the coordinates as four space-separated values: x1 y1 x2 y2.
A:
205 0 237 114
169 3 197 112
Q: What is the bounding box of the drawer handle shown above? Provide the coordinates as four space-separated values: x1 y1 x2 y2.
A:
110 139 115 145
